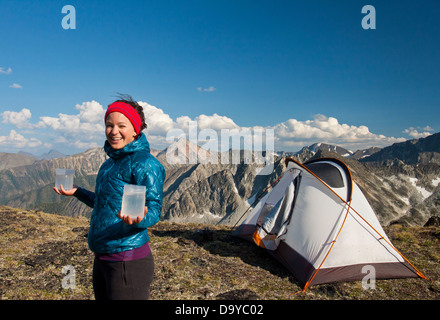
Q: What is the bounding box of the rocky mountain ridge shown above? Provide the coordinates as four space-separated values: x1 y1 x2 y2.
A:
361 131 440 165
0 133 439 226
20 149 68 161
0 152 37 170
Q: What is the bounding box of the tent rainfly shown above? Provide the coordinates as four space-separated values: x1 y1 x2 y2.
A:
232 157 428 291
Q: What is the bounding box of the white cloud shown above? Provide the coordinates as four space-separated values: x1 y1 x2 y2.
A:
138 101 174 135
142 105 407 151
9 83 22 89
195 113 238 131
0 129 42 149
422 126 434 132
1 108 44 129
71 140 101 150
76 100 106 123
0 99 418 154
197 86 216 92
6 100 107 152
38 101 106 136
0 67 12 74
2 108 32 128
403 127 434 139
270 114 406 150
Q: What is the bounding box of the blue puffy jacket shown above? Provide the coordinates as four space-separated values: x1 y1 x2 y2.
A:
74 133 165 254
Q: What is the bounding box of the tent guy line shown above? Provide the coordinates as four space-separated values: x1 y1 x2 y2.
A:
233 157 429 292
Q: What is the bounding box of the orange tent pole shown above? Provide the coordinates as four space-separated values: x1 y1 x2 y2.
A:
286 158 429 293
301 200 352 292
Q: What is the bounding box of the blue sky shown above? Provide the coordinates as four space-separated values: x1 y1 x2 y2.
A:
0 0 439 155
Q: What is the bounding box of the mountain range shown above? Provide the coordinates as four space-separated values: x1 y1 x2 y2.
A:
0 150 67 170
1 132 439 227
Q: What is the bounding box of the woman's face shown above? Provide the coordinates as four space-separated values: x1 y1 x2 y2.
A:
105 112 136 149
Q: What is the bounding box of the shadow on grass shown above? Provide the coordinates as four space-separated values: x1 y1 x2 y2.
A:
150 224 302 287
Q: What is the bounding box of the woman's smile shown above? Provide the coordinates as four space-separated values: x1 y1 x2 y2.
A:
105 112 136 149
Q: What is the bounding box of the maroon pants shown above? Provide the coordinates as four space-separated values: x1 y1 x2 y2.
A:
92 253 154 300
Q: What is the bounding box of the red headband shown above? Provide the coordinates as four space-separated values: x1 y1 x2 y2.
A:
105 101 142 136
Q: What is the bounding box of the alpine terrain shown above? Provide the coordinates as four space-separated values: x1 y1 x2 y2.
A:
0 132 439 227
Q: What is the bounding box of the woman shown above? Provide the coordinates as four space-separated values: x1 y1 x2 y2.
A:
54 95 165 300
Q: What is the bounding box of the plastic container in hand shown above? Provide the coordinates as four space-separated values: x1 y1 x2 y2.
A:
121 184 146 220
55 169 74 190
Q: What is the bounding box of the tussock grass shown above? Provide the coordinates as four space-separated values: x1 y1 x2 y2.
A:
1 206 439 300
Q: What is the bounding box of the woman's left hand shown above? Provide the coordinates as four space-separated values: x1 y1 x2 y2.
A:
118 206 148 225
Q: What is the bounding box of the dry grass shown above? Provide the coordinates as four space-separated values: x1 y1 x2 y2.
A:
1 206 439 300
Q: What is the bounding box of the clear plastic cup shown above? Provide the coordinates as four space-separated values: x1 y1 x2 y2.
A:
121 184 146 220
55 168 74 190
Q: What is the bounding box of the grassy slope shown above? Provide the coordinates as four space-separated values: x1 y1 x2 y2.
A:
0 206 439 300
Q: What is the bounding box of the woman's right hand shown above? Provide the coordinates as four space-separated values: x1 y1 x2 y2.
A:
53 184 78 196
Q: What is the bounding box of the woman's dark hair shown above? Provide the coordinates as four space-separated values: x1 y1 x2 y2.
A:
112 93 148 131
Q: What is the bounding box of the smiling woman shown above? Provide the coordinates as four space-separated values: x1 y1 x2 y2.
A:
104 96 148 149
53 94 165 300
105 112 137 149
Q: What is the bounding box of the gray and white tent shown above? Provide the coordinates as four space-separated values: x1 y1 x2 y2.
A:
233 157 427 291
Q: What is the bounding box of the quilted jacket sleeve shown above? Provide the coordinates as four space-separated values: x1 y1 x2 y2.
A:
74 187 95 208
131 154 166 229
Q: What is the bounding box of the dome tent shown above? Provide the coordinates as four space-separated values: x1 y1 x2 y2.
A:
232 157 427 291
